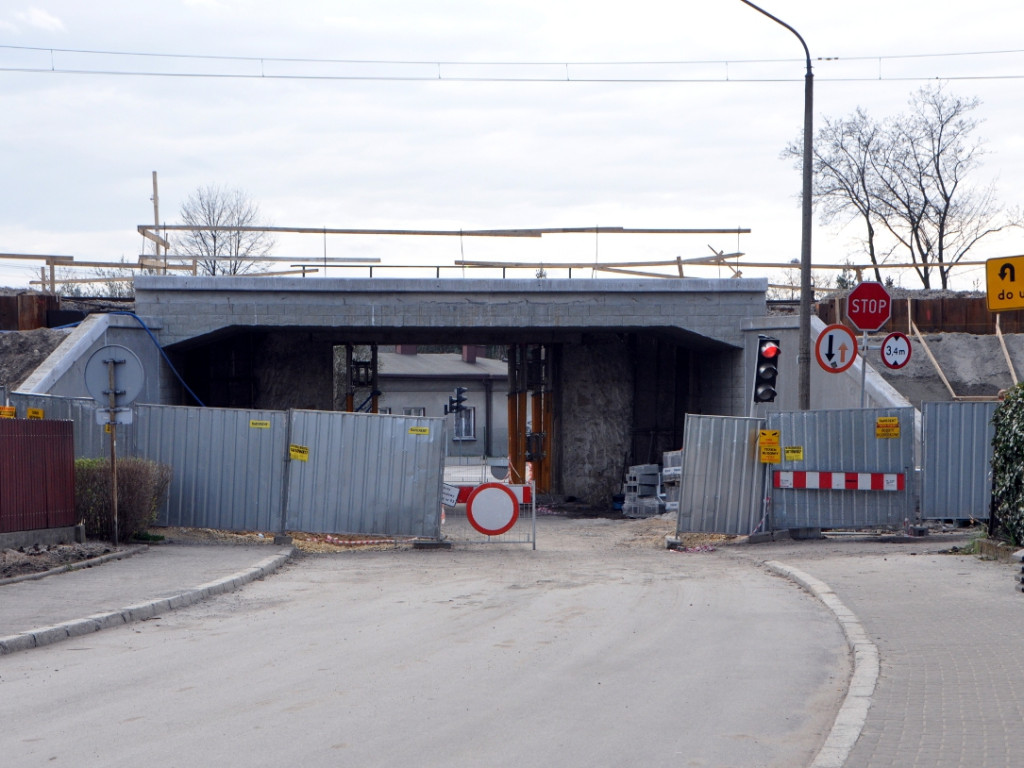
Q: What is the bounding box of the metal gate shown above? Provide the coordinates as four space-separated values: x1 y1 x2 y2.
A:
676 415 764 536
920 401 997 521
441 482 537 548
767 408 914 530
284 409 444 539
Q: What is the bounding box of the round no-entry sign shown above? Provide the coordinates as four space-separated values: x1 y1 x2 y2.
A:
466 483 519 536
847 281 892 332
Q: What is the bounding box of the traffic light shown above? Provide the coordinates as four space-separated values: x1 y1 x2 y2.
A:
753 337 780 403
448 386 468 413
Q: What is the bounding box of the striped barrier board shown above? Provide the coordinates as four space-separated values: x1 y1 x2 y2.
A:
774 471 905 492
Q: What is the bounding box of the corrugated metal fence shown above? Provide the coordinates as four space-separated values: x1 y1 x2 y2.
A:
0 419 76 533
677 416 765 536
284 409 444 539
920 401 997 521
678 408 917 535
767 408 915 530
8 394 446 539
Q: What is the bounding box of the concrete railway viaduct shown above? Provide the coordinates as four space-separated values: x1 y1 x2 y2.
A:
24 274 823 503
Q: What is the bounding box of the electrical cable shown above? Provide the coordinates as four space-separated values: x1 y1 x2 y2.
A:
109 311 206 407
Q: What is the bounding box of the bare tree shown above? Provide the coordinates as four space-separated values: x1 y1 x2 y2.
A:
785 108 887 282
787 85 1017 289
175 185 275 275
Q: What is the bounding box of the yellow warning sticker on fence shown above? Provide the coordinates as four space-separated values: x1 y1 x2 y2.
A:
26 408 44 420
784 446 804 462
408 426 430 435
759 444 781 463
0 406 14 419
876 416 900 439
289 444 310 461
759 430 780 446
249 420 271 429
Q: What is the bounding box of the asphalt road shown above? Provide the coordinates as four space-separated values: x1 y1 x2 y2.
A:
0 517 848 768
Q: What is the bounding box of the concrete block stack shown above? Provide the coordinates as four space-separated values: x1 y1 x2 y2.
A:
622 463 663 518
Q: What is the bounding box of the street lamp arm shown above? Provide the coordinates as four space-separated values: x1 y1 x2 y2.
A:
737 0 811 70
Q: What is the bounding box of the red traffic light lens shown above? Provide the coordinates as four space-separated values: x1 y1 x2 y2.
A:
760 342 780 358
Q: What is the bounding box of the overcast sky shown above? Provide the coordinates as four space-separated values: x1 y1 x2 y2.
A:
2 1 1024 292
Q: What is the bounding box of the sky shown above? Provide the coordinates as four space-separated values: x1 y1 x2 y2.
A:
3 0 1024 293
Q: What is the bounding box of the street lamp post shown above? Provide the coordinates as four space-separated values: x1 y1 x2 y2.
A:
738 0 814 410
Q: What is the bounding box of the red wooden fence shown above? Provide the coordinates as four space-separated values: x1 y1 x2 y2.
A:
817 296 1023 334
0 419 76 533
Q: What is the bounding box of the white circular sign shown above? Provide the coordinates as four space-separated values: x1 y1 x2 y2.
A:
880 332 912 370
466 483 519 536
84 345 146 405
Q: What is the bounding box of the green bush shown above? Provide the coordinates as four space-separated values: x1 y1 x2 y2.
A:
991 383 1024 546
75 457 173 544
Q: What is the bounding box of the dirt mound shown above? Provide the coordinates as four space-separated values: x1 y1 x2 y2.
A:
0 328 68 391
0 542 116 580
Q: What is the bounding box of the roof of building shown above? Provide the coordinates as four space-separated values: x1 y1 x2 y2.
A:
376 352 506 379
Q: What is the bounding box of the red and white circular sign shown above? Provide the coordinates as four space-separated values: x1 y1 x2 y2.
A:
847 281 892 332
815 324 859 374
466 483 519 536
880 332 912 369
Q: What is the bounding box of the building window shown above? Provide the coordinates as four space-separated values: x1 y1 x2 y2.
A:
403 406 425 417
454 407 476 440
377 407 392 415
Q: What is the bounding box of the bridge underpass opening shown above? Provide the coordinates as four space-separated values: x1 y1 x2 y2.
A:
172 328 724 505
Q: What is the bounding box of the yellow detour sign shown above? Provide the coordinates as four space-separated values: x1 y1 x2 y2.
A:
784 446 804 462
876 416 901 439
408 426 430 435
759 430 781 463
26 408 44 420
986 255 1024 312
0 406 15 419
289 444 310 461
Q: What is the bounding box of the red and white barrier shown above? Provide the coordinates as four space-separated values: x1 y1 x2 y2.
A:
774 471 905 492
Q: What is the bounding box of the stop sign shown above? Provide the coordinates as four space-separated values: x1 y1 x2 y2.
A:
847 281 892 332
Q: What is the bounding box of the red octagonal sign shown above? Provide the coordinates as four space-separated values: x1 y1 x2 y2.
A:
847 281 892 332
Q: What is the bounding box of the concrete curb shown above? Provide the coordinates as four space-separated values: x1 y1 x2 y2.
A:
0 545 149 587
0 548 294 656
765 560 878 768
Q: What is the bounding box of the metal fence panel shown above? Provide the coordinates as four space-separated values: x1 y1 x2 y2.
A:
921 401 997 521
767 408 914 529
0 419 76 532
9 392 113 459
677 415 766 536
134 404 288 533
285 410 445 539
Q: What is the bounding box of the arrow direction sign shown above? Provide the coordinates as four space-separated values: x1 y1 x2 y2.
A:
815 324 858 374
987 255 1024 312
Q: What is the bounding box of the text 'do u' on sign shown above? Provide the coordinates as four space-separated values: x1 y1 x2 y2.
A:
466 483 520 536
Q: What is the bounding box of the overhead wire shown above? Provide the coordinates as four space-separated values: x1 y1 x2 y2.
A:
3 43 1024 83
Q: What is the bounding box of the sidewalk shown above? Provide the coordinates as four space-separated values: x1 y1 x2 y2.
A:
745 533 1024 768
0 542 293 655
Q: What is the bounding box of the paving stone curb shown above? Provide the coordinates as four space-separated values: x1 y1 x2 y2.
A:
765 560 878 768
0 548 294 656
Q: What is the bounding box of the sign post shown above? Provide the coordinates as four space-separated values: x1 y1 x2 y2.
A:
846 282 893 407
84 345 145 545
